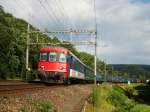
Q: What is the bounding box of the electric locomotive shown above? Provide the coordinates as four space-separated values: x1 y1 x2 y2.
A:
38 46 97 84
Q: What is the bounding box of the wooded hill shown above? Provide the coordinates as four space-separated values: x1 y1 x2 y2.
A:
108 64 150 80
0 6 104 79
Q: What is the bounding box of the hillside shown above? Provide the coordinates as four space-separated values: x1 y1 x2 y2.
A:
108 64 150 79
0 6 103 79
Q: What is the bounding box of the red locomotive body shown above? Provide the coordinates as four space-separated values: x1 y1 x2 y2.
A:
37 46 96 84
38 47 69 83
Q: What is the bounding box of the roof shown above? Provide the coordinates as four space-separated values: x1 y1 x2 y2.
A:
39 47 68 54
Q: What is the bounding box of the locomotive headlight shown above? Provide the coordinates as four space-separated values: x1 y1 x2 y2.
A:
59 66 63 70
41 66 45 70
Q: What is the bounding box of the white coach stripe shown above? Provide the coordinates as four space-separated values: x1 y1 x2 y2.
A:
70 69 85 79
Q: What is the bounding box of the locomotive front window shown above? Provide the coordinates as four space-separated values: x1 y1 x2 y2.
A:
40 52 47 61
59 53 66 62
49 52 57 62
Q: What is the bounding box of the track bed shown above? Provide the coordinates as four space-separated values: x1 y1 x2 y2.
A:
0 80 92 112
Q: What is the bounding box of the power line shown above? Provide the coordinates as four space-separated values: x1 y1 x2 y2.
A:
52 0 68 28
18 0 43 30
59 0 76 29
45 0 65 29
54 0 74 29
7 0 44 31
38 0 60 28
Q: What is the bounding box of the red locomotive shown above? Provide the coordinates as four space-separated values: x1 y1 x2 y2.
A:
38 46 97 84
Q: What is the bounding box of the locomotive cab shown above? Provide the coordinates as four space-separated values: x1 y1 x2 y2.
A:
38 47 69 83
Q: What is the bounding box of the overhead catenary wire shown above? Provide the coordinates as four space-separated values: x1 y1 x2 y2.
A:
54 0 68 24
1 0 19 17
48 0 67 25
44 0 66 29
39 0 72 36
38 0 61 28
52 0 69 28
59 0 76 29
20 0 97 42
2 0 95 32
4 0 45 32
18 0 44 30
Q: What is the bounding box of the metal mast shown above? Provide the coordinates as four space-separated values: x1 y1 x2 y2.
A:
94 0 97 85
26 24 30 80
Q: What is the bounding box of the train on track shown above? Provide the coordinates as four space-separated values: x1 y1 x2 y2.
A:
37 46 102 84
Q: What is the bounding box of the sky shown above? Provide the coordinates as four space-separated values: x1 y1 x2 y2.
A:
0 0 150 64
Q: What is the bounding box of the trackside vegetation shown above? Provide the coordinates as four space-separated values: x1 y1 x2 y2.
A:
20 101 55 112
86 84 150 112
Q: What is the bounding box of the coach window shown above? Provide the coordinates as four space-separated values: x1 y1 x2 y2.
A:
40 52 47 61
59 52 66 62
49 52 57 62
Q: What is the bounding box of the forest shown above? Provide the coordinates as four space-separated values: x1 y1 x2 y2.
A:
109 64 150 80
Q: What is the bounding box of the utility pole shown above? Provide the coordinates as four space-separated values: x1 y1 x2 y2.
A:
104 61 107 82
94 0 97 85
112 66 113 81
94 32 97 85
36 33 39 43
26 24 30 80
70 28 73 42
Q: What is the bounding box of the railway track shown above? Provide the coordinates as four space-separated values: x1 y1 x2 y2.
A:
0 81 65 95
0 81 71 96
0 81 92 112
0 83 46 96
0 81 89 95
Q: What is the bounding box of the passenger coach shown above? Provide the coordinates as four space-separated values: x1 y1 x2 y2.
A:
38 47 96 84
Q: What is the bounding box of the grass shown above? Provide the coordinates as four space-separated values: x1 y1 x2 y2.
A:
85 84 150 112
131 104 150 112
20 101 54 112
85 85 114 112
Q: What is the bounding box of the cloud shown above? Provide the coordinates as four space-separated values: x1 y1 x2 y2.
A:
95 0 150 64
0 0 150 64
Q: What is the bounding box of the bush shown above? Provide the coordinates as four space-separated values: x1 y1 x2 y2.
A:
86 85 150 112
20 106 28 112
34 101 53 112
20 101 54 112
91 86 101 106
107 87 135 112
27 70 38 81
131 104 150 112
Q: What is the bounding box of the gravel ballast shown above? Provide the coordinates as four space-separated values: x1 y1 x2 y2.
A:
0 84 92 112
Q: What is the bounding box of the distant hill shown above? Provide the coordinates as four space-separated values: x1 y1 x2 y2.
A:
108 64 150 79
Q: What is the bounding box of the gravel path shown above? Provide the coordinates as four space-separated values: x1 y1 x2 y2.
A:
0 84 92 112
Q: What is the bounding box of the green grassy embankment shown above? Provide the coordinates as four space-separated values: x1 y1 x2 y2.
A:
85 84 150 112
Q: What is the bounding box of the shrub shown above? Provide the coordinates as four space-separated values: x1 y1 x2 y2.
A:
20 101 54 112
131 104 150 112
107 87 135 112
91 86 101 106
34 101 53 112
20 106 28 112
